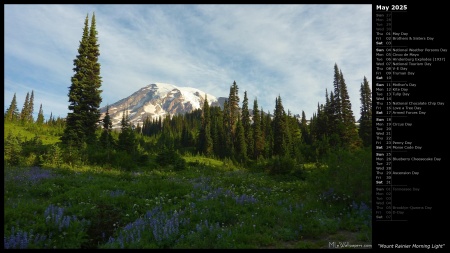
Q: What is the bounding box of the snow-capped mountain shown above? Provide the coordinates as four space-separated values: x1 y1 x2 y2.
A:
100 83 222 129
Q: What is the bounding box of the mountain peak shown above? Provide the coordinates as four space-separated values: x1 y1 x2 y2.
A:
100 83 220 129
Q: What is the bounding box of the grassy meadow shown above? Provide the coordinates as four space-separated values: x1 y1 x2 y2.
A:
4 123 372 249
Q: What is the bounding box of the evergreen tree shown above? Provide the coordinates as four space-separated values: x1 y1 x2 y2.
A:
61 14 90 147
359 76 372 147
259 108 266 156
36 104 45 125
181 124 193 147
300 110 311 145
273 96 287 156
4 131 22 166
311 103 332 156
159 114 174 149
20 92 30 124
324 89 339 146
54 116 65 129
47 112 54 125
5 93 19 122
313 103 324 140
84 13 103 142
27 90 35 123
309 112 317 144
241 91 253 157
198 95 213 156
338 68 362 149
234 113 247 162
61 13 102 148
333 63 342 120
118 109 135 154
227 81 240 141
228 81 240 123
222 100 234 158
135 122 142 135
339 70 354 125
263 109 273 158
252 99 264 160
329 91 338 130
210 106 225 158
100 105 115 154
285 110 302 157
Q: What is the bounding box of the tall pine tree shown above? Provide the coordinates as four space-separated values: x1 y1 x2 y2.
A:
198 95 213 156
36 104 45 125
300 110 311 145
118 109 135 154
20 92 30 124
228 81 240 140
359 76 372 147
100 105 115 155
5 93 19 122
338 68 362 149
241 91 253 158
252 99 264 160
27 90 35 123
84 13 103 142
263 109 273 158
222 100 233 158
47 112 54 125
61 13 102 148
328 64 362 150
273 96 287 156
211 106 224 158
333 63 342 121
234 112 247 162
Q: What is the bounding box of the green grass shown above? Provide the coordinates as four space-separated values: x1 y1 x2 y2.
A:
4 122 61 145
4 157 372 249
4 121 372 249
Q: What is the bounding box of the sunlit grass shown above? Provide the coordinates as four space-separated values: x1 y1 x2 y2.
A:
4 122 61 145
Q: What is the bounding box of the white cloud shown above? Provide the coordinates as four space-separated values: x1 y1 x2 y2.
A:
5 4 371 121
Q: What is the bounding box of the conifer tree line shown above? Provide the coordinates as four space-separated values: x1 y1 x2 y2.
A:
308 63 372 156
5 91 35 124
5 64 372 165
4 91 66 127
138 66 372 163
5 13 372 169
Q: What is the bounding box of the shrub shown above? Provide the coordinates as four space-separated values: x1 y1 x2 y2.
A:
267 156 296 175
4 132 22 166
156 149 186 171
309 147 372 205
111 150 136 171
44 144 63 167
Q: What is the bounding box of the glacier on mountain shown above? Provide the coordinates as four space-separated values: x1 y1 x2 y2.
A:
99 83 220 129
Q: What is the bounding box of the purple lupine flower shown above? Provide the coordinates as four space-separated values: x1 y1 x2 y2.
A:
20 231 28 249
130 232 134 244
234 194 257 205
4 229 32 249
196 223 202 232
110 189 126 197
119 234 124 249
105 205 188 247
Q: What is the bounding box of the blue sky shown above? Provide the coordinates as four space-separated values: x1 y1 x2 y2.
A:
4 4 372 121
